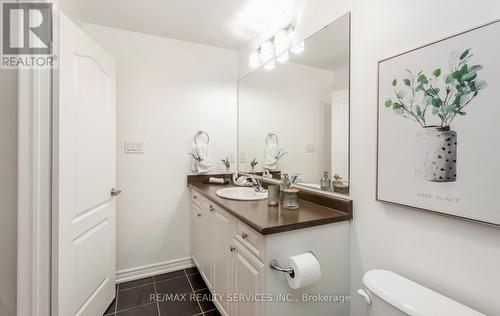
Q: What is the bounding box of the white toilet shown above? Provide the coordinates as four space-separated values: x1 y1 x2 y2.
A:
359 270 485 316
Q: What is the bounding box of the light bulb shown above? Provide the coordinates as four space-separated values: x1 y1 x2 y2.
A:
276 51 289 63
249 50 261 68
263 59 276 70
260 41 275 63
274 29 291 55
291 41 305 54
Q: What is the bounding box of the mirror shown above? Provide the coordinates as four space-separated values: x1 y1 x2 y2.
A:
238 13 350 195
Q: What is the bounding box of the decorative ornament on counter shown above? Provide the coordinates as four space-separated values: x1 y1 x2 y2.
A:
232 172 252 187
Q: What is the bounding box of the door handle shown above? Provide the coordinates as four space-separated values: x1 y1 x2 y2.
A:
111 188 122 197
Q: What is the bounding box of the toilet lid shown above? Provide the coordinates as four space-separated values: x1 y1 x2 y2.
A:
363 270 484 316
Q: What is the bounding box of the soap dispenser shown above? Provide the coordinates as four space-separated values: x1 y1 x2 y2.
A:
320 171 331 190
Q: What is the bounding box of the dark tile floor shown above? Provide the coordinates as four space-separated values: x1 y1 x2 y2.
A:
104 267 222 316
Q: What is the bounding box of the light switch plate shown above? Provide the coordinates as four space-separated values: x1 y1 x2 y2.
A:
124 141 144 154
305 144 316 154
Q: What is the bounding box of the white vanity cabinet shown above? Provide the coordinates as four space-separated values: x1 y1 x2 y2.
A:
190 189 350 316
191 191 234 314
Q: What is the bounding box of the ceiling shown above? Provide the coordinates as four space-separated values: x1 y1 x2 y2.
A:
76 0 304 50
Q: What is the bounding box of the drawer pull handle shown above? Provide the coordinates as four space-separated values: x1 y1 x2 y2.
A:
241 233 248 239
193 195 198 199
197 213 201 218
229 246 236 253
209 205 214 212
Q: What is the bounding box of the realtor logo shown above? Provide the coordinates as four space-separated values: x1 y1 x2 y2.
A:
1 1 56 68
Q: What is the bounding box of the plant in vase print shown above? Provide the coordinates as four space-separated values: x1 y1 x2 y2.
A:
384 49 487 182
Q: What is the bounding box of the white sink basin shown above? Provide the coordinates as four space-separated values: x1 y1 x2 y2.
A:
216 187 268 201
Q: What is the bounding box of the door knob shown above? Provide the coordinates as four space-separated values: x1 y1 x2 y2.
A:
111 188 122 197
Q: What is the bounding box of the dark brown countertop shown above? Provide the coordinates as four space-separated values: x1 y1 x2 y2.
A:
187 177 351 235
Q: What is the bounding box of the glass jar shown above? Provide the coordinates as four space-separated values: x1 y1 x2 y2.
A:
282 188 299 210
267 185 280 206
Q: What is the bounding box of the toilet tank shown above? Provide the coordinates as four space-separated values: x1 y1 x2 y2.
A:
361 270 485 316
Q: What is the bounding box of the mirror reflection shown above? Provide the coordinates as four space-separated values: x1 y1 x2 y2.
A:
238 13 350 194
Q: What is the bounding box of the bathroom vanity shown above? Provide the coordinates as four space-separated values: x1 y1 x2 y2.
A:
187 175 352 316
187 11 353 316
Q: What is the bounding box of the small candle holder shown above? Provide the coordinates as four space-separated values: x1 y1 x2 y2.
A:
282 188 300 210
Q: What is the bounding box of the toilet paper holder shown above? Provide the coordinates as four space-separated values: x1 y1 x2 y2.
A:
269 260 295 278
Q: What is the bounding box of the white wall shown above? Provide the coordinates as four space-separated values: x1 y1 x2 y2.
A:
0 70 18 316
83 24 238 275
239 1 500 314
56 0 82 26
332 66 349 91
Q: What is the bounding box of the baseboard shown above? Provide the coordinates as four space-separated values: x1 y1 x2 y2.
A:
116 257 194 283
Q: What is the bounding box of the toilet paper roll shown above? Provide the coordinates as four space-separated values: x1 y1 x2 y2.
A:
285 252 321 290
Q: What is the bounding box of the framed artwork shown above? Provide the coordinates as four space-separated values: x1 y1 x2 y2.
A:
377 19 500 226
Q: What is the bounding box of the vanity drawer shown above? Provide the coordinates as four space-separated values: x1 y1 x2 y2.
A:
191 190 203 208
234 221 264 259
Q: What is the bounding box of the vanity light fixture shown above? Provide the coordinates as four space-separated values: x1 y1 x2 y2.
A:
274 27 292 63
249 24 298 69
249 49 261 68
274 28 292 55
290 40 305 54
260 40 275 63
276 50 289 63
263 59 276 70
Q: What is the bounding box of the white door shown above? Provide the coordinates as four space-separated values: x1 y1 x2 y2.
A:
54 14 117 316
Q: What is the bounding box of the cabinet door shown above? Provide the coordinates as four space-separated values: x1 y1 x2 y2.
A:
200 203 213 290
191 203 202 268
212 206 232 315
232 240 264 316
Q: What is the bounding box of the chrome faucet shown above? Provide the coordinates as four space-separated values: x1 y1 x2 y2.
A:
291 173 302 184
250 176 266 192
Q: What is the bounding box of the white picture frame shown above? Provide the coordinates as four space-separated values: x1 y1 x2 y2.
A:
377 19 500 226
